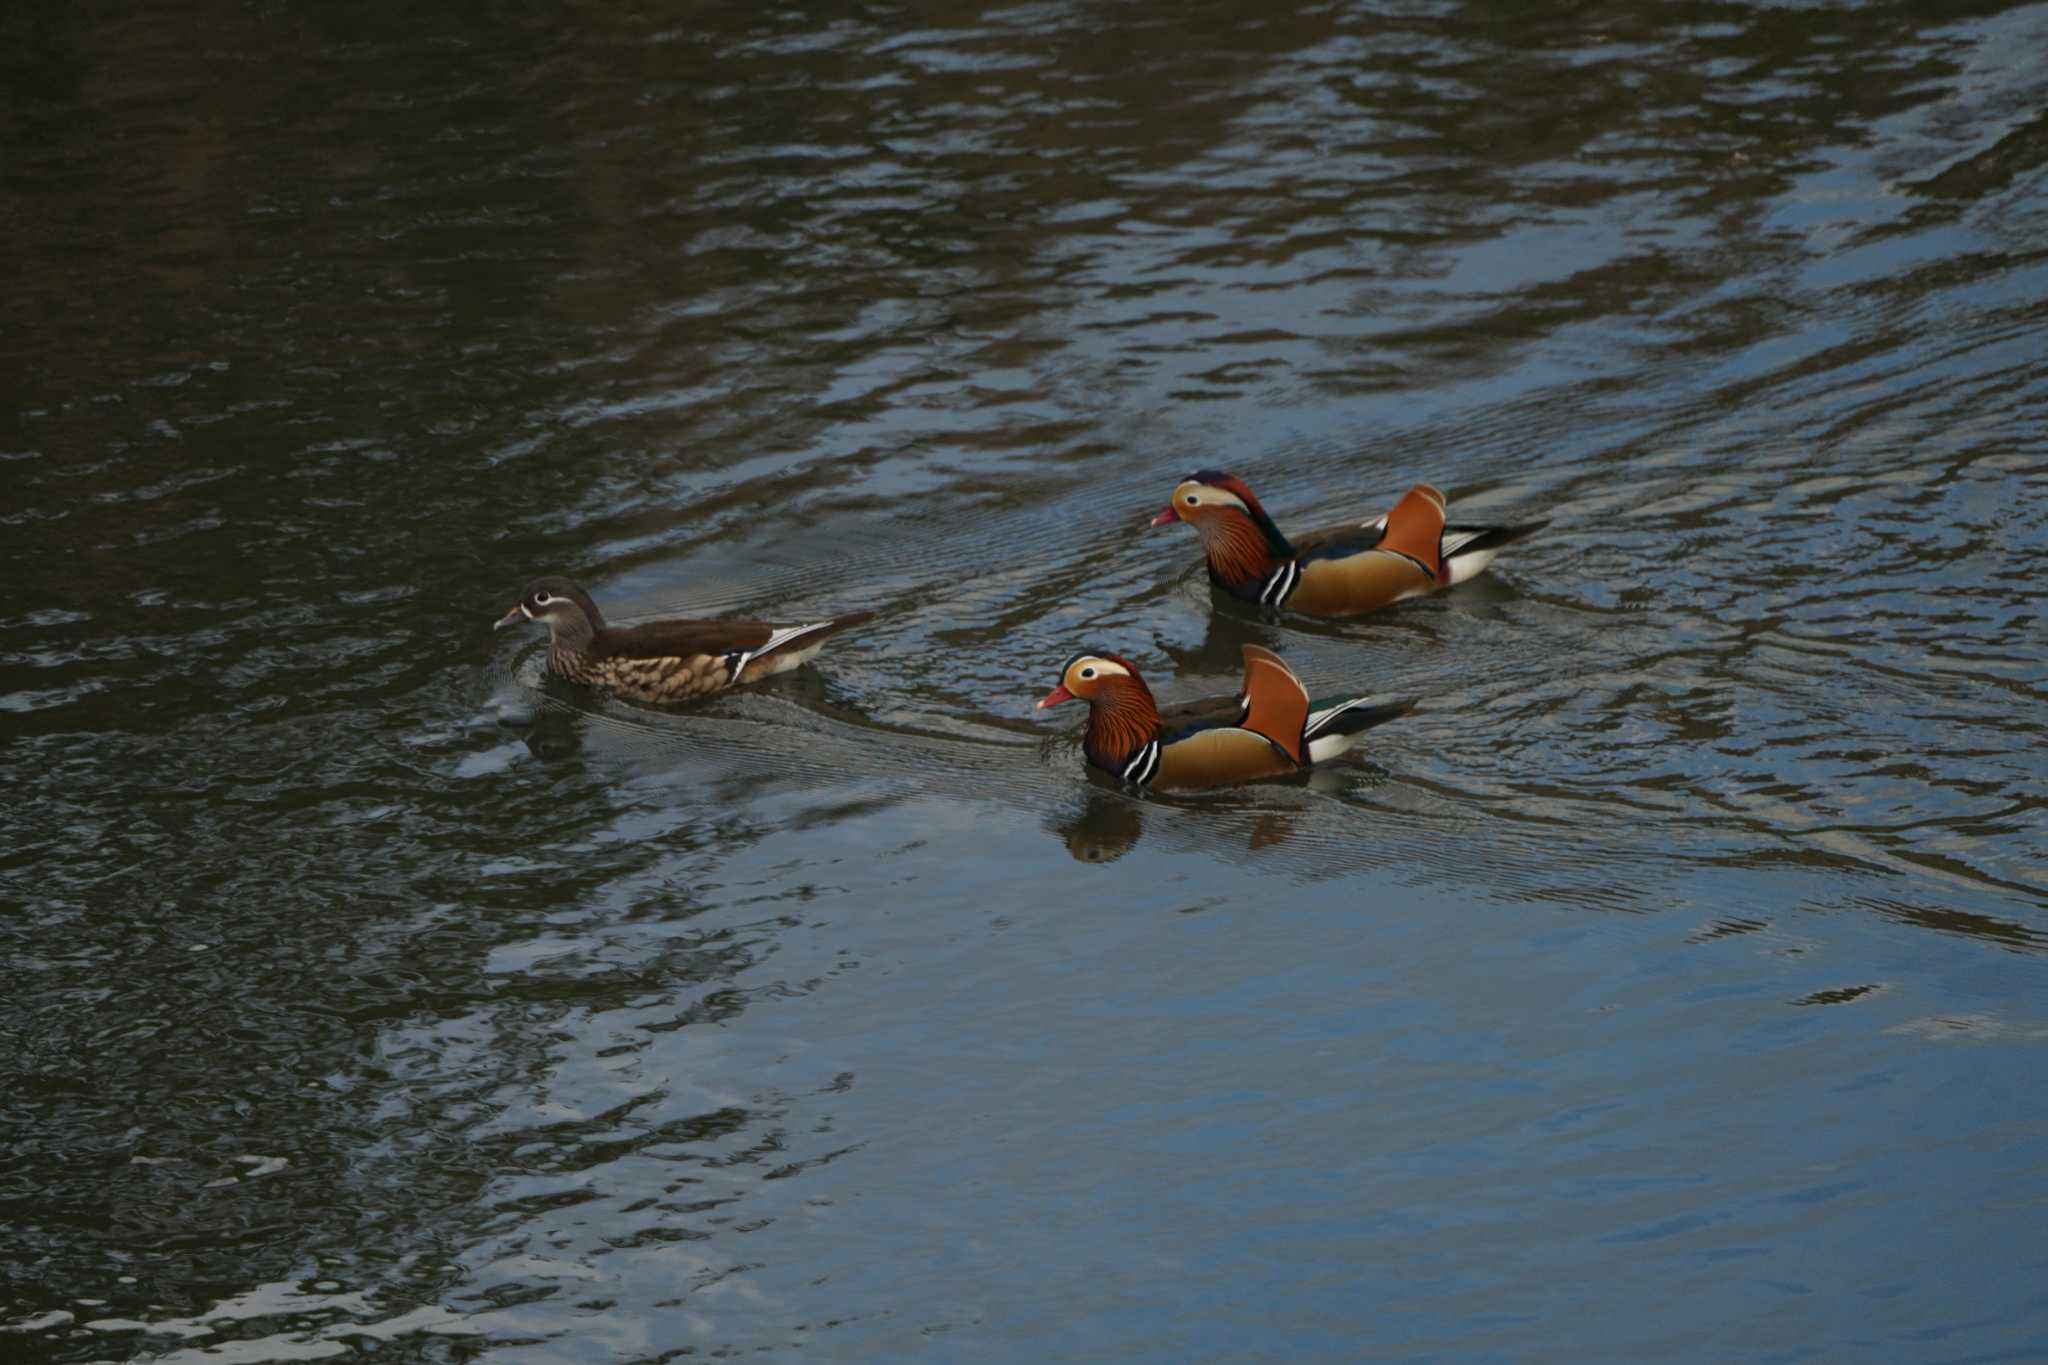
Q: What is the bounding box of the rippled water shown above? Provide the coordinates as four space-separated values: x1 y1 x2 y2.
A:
4 2 2046 1360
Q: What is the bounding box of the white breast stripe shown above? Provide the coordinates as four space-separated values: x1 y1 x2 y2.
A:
1258 560 1299 607
1259 565 1281 606
1121 740 1161 786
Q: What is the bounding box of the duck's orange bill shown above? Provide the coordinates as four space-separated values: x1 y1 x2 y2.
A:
1036 684 1075 709
1149 507 1179 527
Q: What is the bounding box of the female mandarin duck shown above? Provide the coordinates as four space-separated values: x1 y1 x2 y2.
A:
1036 644 1412 789
1150 471 1542 617
495 576 871 704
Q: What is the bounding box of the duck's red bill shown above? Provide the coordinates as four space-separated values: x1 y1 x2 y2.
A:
1148 507 1178 527
1036 684 1075 709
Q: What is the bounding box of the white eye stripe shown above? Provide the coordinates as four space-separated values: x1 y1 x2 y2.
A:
1073 657 1130 681
1173 483 1249 513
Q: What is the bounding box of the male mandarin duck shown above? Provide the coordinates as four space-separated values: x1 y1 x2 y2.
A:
1150 471 1543 617
1035 644 1413 789
495 575 871 704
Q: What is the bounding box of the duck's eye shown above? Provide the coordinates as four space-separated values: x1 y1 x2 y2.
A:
534 591 554 605
1080 666 1096 679
1184 493 1199 505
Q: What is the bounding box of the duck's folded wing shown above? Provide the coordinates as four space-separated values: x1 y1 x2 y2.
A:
1290 520 1387 560
1377 483 1447 579
593 619 775 661
1239 644 1310 764
1155 691 1251 734
1296 517 1539 562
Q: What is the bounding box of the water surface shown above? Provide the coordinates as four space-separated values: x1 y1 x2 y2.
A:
3 1 2046 1360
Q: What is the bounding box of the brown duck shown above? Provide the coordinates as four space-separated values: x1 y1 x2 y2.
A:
1150 471 1543 617
494 576 871 704
1035 644 1413 789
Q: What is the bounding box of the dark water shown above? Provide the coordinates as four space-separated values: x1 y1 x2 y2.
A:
4 1 2047 1359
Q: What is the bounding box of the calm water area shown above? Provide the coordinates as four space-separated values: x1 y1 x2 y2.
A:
3 2 2046 1361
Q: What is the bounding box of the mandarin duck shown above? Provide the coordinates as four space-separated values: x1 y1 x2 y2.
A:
1150 472 1543 617
1035 644 1413 789
495 575 871 704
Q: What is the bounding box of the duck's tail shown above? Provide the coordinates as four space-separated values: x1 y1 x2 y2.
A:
1303 696 1416 763
1441 521 1546 585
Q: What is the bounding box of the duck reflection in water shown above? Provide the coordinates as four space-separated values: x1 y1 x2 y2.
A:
1048 788 1315 865
1053 789 1148 865
507 695 586 762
